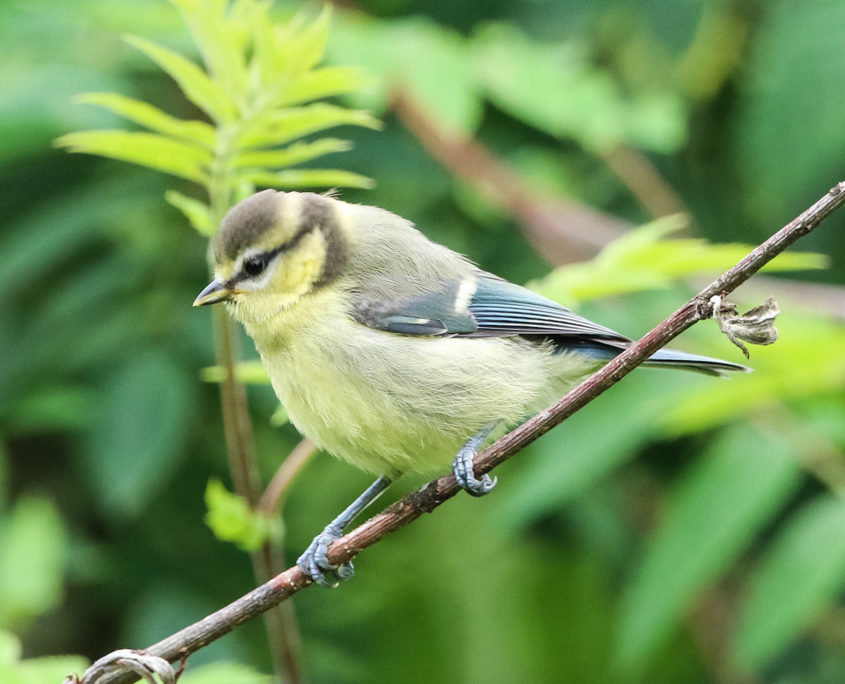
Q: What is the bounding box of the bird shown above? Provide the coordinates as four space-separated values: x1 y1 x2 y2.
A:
194 189 747 586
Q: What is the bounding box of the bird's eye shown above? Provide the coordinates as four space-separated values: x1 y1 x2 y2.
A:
243 256 265 277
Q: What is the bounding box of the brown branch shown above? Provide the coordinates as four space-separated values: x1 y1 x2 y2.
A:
392 89 630 263
214 310 263 504
85 181 845 684
258 438 317 514
599 144 691 219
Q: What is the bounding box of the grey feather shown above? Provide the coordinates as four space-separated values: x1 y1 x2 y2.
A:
215 189 279 262
341 200 747 375
350 270 628 342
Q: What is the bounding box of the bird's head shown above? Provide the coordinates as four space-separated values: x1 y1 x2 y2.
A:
194 190 350 323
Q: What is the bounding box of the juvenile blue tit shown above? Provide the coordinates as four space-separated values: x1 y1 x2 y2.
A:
195 189 747 586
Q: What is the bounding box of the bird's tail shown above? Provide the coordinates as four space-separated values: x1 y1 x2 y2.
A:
641 348 750 377
558 339 750 377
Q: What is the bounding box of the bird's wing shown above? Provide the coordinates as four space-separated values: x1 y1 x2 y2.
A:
350 272 629 342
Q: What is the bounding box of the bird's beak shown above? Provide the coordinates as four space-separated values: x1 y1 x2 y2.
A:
193 279 232 307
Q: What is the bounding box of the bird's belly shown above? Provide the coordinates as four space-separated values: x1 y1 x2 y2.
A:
257 323 593 477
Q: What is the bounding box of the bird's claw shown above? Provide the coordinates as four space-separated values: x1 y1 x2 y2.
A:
453 445 498 497
297 525 354 588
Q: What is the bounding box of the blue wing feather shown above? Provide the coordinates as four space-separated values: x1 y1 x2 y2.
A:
465 275 628 340
351 272 628 341
349 272 748 375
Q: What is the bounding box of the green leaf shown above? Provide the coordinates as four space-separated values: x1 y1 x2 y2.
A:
200 360 270 385
272 5 333 77
84 352 192 519
472 22 688 153
168 0 248 106
249 0 281 88
0 633 89 684
233 138 353 170
661 317 845 434
0 497 66 627
625 92 689 154
165 190 214 235
56 130 210 182
532 216 828 305
239 104 381 148
75 92 216 146
613 424 801 676
270 404 289 427
204 479 276 552
280 66 375 107
0 631 20 665
0 443 5 510
180 661 272 684
492 373 672 531
381 19 482 136
2 653 90 684
124 34 236 123
242 168 375 190
6 385 93 434
735 2 845 229
327 15 481 135
734 497 845 671
596 216 827 276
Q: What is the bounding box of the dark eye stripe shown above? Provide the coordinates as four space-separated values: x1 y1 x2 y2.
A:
232 222 317 283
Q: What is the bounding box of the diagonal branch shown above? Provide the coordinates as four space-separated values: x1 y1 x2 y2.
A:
86 181 845 684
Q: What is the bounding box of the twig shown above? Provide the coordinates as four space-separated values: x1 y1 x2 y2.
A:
392 89 629 263
86 181 845 684
258 439 317 514
214 310 263 503
599 144 691 219
209 113 304 680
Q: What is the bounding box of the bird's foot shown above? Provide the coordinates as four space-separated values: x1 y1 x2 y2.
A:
453 420 501 496
452 441 498 497
297 524 354 588
297 475 393 587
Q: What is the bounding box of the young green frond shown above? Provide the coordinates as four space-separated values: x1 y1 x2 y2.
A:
74 93 216 147
124 34 238 124
168 0 249 104
273 5 334 76
58 0 380 236
531 215 829 305
280 66 375 108
240 169 375 190
166 190 215 235
233 138 354 170
237 104 382 148
56 130 211 183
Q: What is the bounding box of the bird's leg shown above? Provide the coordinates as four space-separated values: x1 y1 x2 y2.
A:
452 420 501 497
297 474 392 587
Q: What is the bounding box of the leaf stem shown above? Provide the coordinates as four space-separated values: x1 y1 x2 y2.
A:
208 119 303 683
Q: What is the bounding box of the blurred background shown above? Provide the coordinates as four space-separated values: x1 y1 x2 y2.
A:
1 0 845 682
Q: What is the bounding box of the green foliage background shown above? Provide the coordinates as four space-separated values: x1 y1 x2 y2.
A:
1 0 844 682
